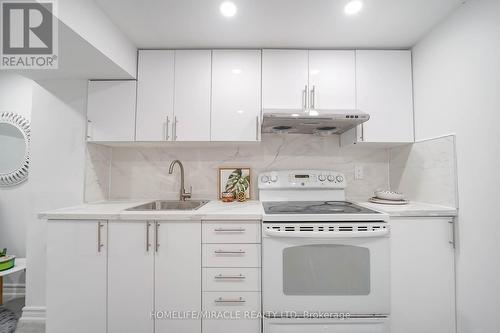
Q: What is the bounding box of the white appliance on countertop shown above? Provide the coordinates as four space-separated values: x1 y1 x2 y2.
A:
259 170 390 333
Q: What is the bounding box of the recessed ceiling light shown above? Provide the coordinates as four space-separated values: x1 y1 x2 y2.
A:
220 1 237 17
236 110 245 114
344 0 363 15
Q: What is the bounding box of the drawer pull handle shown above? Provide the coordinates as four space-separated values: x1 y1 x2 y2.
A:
214 249 246 254
215 297 246 304
214 228 246 232
215 274 246 280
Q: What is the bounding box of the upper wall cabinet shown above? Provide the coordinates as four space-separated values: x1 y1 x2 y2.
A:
308 50 356 110
136 50 175 141
262 50 309 110
262 50 356 111
174 50 212 141
87 80 136 142
211 50 262 141
341 50 414 145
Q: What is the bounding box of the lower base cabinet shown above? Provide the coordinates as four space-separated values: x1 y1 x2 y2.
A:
47 219 201 333
390 217 456 333
202 292 261 333
47 220 107 333
202 221 262 333
107 222 155 333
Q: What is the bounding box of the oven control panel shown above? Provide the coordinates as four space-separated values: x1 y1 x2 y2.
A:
258 170 346 189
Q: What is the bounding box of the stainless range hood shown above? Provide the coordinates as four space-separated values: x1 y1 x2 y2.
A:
261 110 369 135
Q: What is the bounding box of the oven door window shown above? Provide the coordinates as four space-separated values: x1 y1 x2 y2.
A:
283 244 370 295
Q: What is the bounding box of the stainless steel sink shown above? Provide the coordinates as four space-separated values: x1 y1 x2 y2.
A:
126 200 209 211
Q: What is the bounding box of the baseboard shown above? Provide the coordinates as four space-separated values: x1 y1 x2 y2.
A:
3 283 26 302
20 306 46 322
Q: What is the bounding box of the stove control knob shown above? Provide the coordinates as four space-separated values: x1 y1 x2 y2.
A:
336 175 344 183
318 174 326 182
327 175 335 182
261 175 270 183
270 175 278 182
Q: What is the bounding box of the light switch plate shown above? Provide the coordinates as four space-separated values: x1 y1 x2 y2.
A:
354 164 364 180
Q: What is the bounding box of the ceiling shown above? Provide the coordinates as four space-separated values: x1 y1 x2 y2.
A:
94 0 464 49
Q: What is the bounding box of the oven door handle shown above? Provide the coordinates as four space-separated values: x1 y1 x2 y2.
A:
264 229 389 238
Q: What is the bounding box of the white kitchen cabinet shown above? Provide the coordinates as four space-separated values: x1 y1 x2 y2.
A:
342 50 414 145
202 291 261 333
136 50 175 141
87 80 136 142
46 220 107 333
107 221 155 333
155 221 201 333
211 50 262 141
308 50 356 110
262 49 309 110
390 217 456 333
174 50 212 141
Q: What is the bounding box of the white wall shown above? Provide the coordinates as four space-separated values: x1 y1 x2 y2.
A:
22 80 88 320
57 0 137 77
412 0 500 331
0 73 33 295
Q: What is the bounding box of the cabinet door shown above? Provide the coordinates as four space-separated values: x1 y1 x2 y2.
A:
87 80 136 142
356 50 414 143
308 50 356 110
108 222 154 333
136 50 175 141
211 50 261 141
46 220 107 333
262 49 309 110
390 218 456 333
173 50 211 141
155 221 201 333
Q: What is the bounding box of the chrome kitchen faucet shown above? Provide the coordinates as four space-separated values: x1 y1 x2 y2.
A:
168 160 192 201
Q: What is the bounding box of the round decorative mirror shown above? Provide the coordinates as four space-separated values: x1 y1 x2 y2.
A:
0 112 30 186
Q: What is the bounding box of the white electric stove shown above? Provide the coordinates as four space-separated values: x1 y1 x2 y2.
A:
259 170 390 333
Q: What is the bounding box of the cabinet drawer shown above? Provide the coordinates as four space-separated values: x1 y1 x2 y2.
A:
203 292 261 333
203 268 261 292
203 244 261 267
203 222 261 244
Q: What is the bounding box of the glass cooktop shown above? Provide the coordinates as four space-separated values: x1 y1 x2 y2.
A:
262 201 381 215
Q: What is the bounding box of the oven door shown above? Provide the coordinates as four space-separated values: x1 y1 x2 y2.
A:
262 223 390 316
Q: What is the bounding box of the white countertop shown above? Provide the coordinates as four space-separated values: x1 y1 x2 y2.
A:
359 201 457 217
39 200 263 221
39 199 456 221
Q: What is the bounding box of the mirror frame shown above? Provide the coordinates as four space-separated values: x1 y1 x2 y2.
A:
0 112 31 186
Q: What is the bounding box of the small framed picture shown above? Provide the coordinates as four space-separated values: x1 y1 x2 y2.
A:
218 167 251 199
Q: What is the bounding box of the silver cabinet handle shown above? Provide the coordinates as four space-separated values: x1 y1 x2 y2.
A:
302 85 308 110
97 222 104 252
173 116 178 141
214 249 246 254
214 228 246 232
165 116 170 141
146 222 152 252
214 274 246 280
310 85 316 109
255 116 260 141
87 119 92 140
215 297 246 304
449 220 455 248
155 222 160 252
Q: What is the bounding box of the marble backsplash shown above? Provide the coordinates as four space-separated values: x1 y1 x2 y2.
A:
85 134 390 202
389 135 457 207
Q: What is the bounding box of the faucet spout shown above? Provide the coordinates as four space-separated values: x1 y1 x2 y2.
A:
168 160 192 201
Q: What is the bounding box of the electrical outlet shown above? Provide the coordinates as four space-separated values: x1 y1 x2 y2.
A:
354 165 364 180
